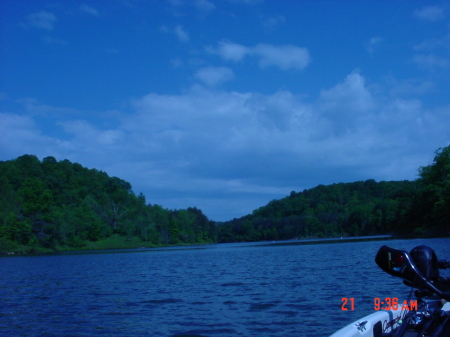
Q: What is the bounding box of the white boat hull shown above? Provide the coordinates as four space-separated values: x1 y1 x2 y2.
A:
329 307 406 337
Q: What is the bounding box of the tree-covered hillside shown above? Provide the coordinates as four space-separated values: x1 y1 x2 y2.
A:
0 155 216 253
1 145 449 253
401 145 450 235
217 145 450 242
217 180 416 242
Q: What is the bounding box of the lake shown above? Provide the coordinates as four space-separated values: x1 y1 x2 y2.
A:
1 237 449 336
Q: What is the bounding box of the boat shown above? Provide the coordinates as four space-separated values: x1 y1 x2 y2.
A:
330 244 450 337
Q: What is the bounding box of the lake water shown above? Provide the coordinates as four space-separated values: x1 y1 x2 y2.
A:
1 237 449 337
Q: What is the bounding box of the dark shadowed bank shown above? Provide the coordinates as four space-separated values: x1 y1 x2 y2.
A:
1 145 449 255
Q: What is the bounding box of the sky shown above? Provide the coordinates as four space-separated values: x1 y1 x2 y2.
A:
1 1 450 221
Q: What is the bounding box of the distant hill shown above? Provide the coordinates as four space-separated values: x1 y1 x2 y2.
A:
217 179 416 242
0 155 216 253
217 145 450 242
1 144 449 253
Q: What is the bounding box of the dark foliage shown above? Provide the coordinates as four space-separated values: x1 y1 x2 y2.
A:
216 179 416 242
0 155 216 252
217 145 450 242
400 146 450 235
1 145 449 252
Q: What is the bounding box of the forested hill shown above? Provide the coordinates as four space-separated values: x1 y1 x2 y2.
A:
1 145 449 253
217 145 450 242
0 155 216 253
217 180 416 242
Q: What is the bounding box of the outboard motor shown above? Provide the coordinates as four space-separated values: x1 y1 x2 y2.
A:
408 245 450 293
375 245 450 302
409 245 440 280
372 245 450 337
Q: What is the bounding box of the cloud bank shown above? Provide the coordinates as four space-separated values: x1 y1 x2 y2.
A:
211 41 311 70
1 71 447 220
24 11 57 30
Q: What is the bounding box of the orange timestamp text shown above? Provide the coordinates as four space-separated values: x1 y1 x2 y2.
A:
341 297 418 311
373 298 418 311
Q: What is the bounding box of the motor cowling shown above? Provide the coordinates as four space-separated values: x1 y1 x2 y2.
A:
375 244 450 300
409 245 440 281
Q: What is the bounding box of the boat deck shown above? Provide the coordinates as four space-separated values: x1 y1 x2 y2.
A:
401 320 450 337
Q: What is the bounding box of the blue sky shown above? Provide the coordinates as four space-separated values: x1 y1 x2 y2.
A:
1 1 450 221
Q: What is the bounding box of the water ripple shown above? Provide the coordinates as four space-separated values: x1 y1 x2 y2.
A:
0 238 449 336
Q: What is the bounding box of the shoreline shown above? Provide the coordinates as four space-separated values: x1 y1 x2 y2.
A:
3 234 449 257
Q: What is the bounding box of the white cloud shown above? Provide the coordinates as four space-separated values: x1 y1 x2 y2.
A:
195 66 235 86
126 73 431 180
162 25 190 43
167 0 215 12
319 72 374 116
211 41 311 71
0 113 36 140
25 11 57 31
414 54 450 70
414 6 445 21
42 35 67 45
214 41 251 62
80 5 100 17
59 120 124 147
19 97 79 116
170 58 184 68
254 43 310 70
366 37 382 54
167 0 183 7
4 72 449 220
386 77 435 96
59 119 97 140
414 31 450 52
174 25 190 43
413 31 450 71
260 14 285 30
0 113 65 159
195 0 215 11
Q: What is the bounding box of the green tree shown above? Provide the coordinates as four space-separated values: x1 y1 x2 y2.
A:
19 177 53 216
413 145 450 234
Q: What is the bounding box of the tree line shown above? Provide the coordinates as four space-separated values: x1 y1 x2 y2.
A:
217 145 450 242
1 145 449 253
217 180 415 242
0 155 216 253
